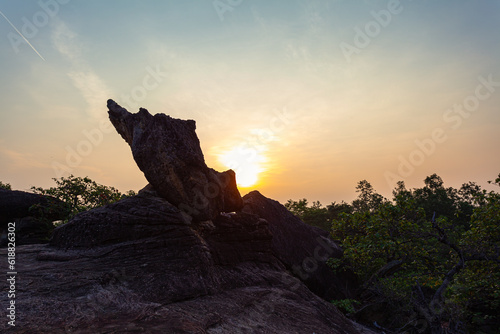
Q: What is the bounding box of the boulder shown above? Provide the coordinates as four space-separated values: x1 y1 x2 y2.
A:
50 191 188 249
11 216 55 245
107 100 242 221
242 190 359 300
0 188 68 225
0 188 68 245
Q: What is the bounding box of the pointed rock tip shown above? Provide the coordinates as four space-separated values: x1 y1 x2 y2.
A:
107 99 132 118
107 99 117 108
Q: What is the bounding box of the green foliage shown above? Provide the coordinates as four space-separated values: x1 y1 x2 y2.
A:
326 175 500 332
456 178 500 330
327 201 353 220
351 179 387 212
0 180 12 190
331 299 360 314
285 198 353 231
31 175 134 222
285 198 331 230
285 198 312 218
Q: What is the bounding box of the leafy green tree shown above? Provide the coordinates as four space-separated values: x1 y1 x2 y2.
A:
31 175 135 221
0 181 12 190
412 174 459 221
326 201 353 221
285 198 332 230
285 198 310 218
351 180 387 212
329 174 500 333
453 176 500 330
285 181 387 230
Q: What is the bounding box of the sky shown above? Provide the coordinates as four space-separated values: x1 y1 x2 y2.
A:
0 0 499 206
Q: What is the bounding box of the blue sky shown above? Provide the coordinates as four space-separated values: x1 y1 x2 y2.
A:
1 0 499 204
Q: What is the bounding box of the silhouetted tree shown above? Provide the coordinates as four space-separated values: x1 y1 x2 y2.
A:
285 198 332 230
31 175 136 222
351 180 387 212
329 174 500 333
0 181 11 190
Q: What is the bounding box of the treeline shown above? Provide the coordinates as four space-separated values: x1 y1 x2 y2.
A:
286 173 500 333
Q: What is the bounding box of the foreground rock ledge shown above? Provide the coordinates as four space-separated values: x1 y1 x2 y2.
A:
0 191 373 333
107 99 243 221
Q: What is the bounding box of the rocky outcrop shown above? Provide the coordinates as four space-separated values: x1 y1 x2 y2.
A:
0 188 68 245
107 100 242 221
0 192 373 333
243 191 359 301
0 101 375 333
50 191 187 249
0 188 67 224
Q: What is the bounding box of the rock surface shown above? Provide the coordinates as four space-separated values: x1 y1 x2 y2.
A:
242 191 359 301
107 100 243 221
0 192 373 333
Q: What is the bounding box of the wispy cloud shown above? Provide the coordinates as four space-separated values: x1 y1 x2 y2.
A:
67 71 112 119
0 147 50 170
51 19 112 119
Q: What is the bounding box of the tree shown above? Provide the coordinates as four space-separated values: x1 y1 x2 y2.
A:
327 201 353 221
285 198 310 219
351 180 387 212
285 198 332 231
31 175 135 221
454 176 500 330
329 174 500 333
0 181 12 190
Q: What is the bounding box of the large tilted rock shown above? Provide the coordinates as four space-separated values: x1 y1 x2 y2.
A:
0 192 373 333
242 191 359 301
107 100 242 221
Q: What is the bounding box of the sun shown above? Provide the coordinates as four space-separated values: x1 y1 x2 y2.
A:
219 146 265 188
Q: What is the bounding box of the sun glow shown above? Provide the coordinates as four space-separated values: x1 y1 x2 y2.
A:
219 146 266 188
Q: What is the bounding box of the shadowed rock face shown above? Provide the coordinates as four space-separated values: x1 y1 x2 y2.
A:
107 99 242 221
242 191 359 301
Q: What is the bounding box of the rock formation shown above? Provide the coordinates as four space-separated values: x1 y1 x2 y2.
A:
243 191 359 301
2 191 371 333
0 188 68 224
0 102 374 333
107 100 242 221
0 188 68 245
